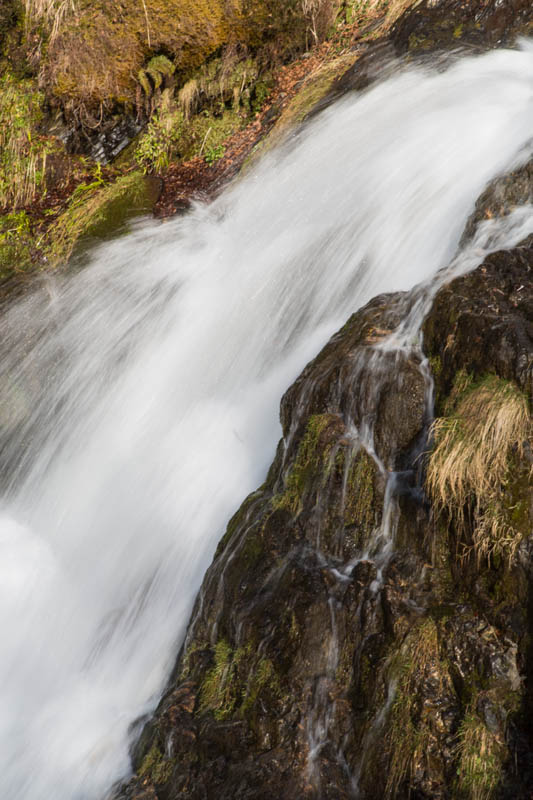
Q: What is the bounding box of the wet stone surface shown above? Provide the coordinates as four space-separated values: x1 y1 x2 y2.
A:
115 231 533 799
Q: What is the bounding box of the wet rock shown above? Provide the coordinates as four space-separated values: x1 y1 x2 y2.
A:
423 238 533 397
114 232 533 800
392 0 533 54
462 159 533 243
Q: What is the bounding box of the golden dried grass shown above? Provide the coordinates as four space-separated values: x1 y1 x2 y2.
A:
427 373 531 564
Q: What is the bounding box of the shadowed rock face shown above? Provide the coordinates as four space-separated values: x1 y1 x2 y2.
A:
115 225 533 799
391 0 533 54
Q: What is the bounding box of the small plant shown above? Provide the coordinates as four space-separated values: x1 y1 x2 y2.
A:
138 54 175 97
135 108 186 172
204 144 225 165
251 79 273 114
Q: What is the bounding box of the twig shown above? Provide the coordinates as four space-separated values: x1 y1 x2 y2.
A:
141 0 151 48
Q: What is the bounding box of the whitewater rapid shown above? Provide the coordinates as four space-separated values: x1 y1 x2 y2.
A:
1 42 533 799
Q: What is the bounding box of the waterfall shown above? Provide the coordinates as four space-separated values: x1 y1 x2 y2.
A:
1 42 533 800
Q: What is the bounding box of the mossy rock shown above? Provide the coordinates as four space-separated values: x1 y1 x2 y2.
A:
33 0 314 123
44 171 161 266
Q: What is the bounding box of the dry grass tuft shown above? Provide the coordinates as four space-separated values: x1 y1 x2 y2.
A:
24 0 77 42
178 79 199 120
427 373 531 564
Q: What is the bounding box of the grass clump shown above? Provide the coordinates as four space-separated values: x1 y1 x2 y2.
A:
135 91 242 173
0 211 34 278
385 619 451 797
427 373 531 565
24 0 78 43
179 52 262 118
0 71 50 210
454 710 505 800
199 639 243 721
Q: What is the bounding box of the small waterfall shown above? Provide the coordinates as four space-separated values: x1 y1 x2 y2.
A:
1 42 533 800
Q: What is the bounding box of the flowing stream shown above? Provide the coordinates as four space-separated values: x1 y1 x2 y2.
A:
1 42 533 800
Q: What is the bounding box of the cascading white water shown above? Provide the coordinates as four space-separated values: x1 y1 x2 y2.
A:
2 41 533 800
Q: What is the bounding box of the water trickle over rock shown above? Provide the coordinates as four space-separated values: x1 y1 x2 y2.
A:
118 220 533 798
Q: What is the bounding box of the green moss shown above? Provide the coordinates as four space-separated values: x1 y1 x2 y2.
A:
44 171 158 265
138 743 173 785
251 77 273 114
408 33 434 51
181 54 262 117
272 413 340 514
32 0 315 122
198 638 282 721
240 657 281 716
199 639 244 721
343 448 376 545
429 355 442 379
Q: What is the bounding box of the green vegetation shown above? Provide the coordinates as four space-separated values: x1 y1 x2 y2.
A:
199 639 244 720
0 211 33 278
199 638 281 721
138 54 176 113
204 144 226 166
427 372 531 565
138 743 173 785
19 0 338 125
342 448 375 533
44 171 156 265
0 70 51 210
272 413 340 514
386 619 451 797
454 709 506 800
134 89 243 173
